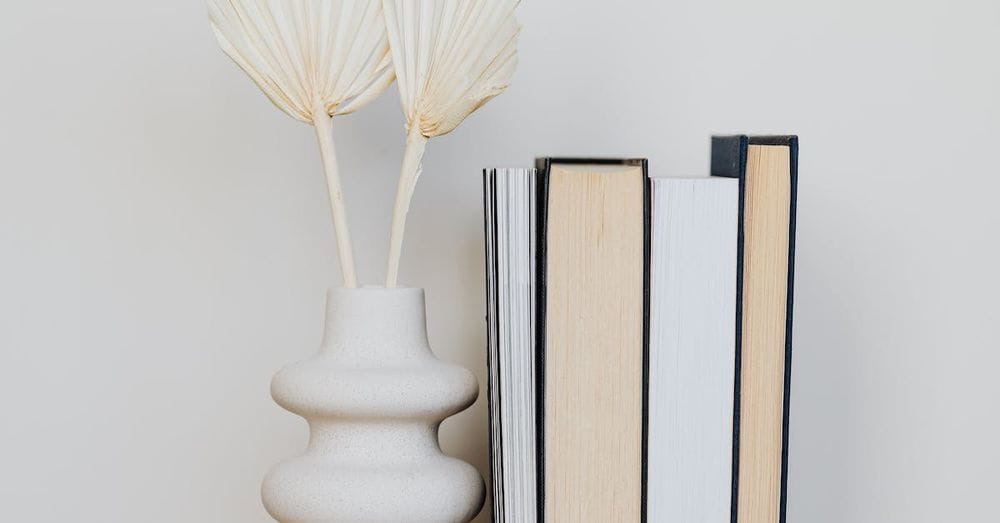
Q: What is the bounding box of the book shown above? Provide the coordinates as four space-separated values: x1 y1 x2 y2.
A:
647 177 740 522
484 167 538 523
712 135 798 523
484 159 649 523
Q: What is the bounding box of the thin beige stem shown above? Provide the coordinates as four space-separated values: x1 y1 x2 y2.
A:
313 106 358 288
385 125 429 288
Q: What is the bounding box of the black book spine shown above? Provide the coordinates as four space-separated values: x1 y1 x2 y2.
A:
640 166 651 523
532 159 550 523
482 169 502 523
776 136 798 523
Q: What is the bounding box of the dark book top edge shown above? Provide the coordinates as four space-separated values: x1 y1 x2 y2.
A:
749 135 798 147
536 157 648 172
711 135 798 178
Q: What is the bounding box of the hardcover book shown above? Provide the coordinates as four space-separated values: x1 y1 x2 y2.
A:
484 167 538 523
712 135 799 523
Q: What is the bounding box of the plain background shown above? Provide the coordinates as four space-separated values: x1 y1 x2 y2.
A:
2 0 998 521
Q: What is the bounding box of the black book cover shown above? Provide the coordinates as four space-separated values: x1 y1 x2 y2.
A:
532 158 651 523
482 168 503 522
711 135 798 523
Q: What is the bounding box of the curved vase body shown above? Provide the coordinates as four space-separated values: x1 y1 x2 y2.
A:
261 287 484 522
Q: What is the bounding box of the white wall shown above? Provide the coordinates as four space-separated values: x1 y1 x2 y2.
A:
2 0 998 521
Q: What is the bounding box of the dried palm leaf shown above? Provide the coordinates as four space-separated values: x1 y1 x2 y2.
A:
382 0 521 287
208 0 395 287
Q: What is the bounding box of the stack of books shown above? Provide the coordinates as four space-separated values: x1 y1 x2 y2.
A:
484 135 798 523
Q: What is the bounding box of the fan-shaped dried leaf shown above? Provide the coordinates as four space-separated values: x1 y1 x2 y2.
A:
382 0 521 287
383 0 521 137
208 0 395 123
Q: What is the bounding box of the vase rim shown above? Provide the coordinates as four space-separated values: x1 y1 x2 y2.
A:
329 285 422 293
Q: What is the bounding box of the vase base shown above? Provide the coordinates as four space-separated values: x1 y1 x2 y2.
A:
262 454 484 522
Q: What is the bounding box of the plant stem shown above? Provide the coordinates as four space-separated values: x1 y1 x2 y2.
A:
313 106 358 288
385 125 428 288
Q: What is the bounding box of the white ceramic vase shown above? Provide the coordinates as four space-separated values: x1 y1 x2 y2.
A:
261 287 485 522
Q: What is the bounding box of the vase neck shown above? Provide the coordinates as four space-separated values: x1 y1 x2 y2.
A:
321 287 432 361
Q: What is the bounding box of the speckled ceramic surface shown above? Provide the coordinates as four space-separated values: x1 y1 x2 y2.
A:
261 287 484 522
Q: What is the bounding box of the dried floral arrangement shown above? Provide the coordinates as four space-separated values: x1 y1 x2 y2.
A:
208 0 521 288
